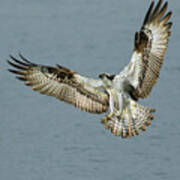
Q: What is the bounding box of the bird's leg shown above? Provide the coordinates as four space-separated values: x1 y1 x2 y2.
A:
116 93 123 118
101 90 117 129
107 93 115 119
101 93 114 124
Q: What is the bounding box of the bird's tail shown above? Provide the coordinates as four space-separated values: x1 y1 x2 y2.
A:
101 99 155 138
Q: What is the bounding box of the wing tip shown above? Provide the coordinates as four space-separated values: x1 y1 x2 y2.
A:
7 59 27 70
7 54 38 73
143 0 172 26
143 1 155 25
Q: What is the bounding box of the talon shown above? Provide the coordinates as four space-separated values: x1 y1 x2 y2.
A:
116 111 122 119
100 116 108 124
107 112 114 119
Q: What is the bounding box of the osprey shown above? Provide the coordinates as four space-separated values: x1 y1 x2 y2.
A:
8 0 172 138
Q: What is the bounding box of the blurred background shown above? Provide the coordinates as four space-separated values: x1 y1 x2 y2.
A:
0 0 180 179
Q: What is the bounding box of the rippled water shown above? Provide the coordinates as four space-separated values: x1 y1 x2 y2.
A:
0 0 180 179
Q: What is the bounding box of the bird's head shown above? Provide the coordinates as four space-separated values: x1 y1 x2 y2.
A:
99 73 108 79
99 73 115 81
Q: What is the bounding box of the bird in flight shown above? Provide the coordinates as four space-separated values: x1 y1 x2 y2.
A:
8 0 172 138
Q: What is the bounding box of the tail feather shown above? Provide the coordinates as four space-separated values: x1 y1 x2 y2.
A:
101 100 155 138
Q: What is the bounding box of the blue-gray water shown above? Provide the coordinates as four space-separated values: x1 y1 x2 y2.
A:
0 0 180 179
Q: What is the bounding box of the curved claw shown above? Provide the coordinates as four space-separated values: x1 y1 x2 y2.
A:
107 112 114 120
100 116 108 124
116 111 122 119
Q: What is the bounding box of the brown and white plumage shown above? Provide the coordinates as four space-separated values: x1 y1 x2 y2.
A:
116 0 172 100
104 0 172 137
8 0 172 139
8 54 109 114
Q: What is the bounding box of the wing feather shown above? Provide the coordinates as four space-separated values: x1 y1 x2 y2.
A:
118 0 172 99
8 54 109 114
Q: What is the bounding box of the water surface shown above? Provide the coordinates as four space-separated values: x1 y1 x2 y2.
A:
0 0 180 179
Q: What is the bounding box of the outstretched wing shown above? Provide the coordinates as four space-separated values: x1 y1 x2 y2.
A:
115 0 172 100
7 54 109 114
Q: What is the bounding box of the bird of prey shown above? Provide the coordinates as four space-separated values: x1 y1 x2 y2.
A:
8 0 172 138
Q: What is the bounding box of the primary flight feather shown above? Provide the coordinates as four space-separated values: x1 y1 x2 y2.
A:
8 0 172 138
